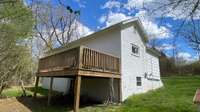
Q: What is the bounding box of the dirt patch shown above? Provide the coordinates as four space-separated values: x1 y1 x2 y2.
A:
0 95 102 112
0 96 74 112
0 98 31 112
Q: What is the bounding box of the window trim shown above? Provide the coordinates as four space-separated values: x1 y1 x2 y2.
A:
131 43 140 57
136 77 142 86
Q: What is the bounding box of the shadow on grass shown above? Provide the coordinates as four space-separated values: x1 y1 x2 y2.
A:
16 95 102 112
16 96 72 112
15 86 102 112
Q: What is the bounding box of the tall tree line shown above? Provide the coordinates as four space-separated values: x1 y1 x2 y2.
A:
0 0 34 95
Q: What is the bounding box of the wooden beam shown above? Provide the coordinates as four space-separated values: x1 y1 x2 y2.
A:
47 77 54 106
74 76 81 112
37 69 78 77
78 70 121 78
33 76 40 98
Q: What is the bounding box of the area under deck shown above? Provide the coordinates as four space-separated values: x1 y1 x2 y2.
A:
34 46 121 112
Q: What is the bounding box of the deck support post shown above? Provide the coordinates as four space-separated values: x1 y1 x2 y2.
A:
118 78 122 103
47 77 54 106
74 75 81 112
34 76 40 98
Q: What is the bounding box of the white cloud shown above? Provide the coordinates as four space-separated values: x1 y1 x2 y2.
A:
176 52 198 63
99 15 107 23
101 0 153 11
193 55 199 61
135 10 171 39
175 52 199 64
156 44 175 51
154 0 200 20
99 10 171 39
76 22 93 38
126 0 200 20
166 23 172 28
100 1 172 39
101 0 200 21
59 21 93 41
177 52 191 59
101 1 121 9
73 0 86 8
125 0 153 10
101 11 132 27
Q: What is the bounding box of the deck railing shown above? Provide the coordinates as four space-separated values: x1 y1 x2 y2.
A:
38 46 120 74
82 47 120 73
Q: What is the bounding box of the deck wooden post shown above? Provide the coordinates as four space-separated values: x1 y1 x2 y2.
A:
78 46 84 69
118 78 122 103
74 76 81 112
34 76 40 98
48 77 54 106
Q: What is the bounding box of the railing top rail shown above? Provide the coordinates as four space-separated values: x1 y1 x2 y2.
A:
39 46 80 60
40 45 120 60
81 46 120 59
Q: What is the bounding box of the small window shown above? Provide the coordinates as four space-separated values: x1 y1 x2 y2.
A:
131 44 139 55
136 77 142 86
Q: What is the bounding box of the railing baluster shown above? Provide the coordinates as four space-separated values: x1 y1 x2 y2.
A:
82 48 85 68
86 48 88 68
86 48 89 68
92 50 94 68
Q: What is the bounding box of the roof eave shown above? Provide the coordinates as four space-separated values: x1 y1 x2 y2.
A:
146 48 161 57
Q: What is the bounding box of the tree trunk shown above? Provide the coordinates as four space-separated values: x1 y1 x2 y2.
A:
0 84 6 96
20 80 26 96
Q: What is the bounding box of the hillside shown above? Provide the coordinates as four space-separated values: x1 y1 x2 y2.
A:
81 76 200 112
1 76 199 112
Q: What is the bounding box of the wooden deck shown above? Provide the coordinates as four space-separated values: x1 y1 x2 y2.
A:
37 46 121 78
34 46 121 112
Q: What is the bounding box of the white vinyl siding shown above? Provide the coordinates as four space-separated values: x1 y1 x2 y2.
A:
121 25 146 100
121 24 163 101
146 53 160 78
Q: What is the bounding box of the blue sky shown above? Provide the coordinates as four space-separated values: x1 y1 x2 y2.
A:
47 0 198 61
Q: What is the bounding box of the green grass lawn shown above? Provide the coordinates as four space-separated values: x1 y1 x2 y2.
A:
2 86 33 97
1 86 49 97
1 76 200 112
119 76 199 112
81 76 200 112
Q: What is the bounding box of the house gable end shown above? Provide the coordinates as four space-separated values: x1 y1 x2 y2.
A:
44 18 149 57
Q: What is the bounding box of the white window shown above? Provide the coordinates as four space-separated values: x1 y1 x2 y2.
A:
136 77 142 86
131 44 139 56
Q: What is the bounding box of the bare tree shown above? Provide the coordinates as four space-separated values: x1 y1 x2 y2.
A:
30 0 80 51
28 0 82 98
145 0 200 55
180 19 200 61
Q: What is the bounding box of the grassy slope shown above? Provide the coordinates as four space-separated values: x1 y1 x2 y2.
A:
1 87 49 97
1 76 199 112
2 87 32 97
81 76 200 112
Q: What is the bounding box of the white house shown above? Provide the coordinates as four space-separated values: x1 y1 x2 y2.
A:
41 18 163 102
